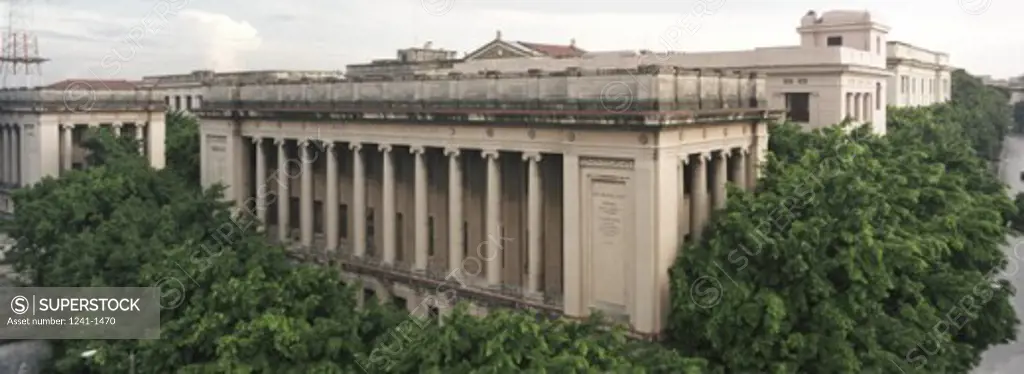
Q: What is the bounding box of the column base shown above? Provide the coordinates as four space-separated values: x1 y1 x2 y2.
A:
523 290 545 302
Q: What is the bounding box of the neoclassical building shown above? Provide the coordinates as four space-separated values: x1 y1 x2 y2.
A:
197 65 782 335
0 79 166 214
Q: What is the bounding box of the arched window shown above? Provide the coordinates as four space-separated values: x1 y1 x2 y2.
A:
876 82 882 109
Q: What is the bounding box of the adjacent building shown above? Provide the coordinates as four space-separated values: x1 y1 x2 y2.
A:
196 65 781 336
886 41 952 107
0 79 167 213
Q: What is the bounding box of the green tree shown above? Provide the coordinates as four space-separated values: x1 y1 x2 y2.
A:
366 306 707 373
666 116 1017 373
164 111 201 187
949 69 1013 161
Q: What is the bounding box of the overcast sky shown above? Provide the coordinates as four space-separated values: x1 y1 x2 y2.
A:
13 0 1023 82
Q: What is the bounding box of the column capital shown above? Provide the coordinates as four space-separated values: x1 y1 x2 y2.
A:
410 145 425 155
324 141 336 151
274 138 286 146
60 123 74 130
349 142 362 152
380 144 393 153
112 123 123 128
252 137 263 145
718 150 731 159
444 146 460 157
297 139 310 148
680 154 691 164
739 147 750 155
522 151 541 162
481 149 499 159
699 152 712 161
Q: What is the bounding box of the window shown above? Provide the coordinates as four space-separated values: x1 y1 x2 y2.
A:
876 82 882 109
876 37 880 54
463 221 469 258
427 216 435 256
826 36 843 46
340 204 349 239
394 296 408 311
396 213 404 262
784 93 811 122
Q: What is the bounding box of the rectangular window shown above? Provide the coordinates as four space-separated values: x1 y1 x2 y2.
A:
340 204 349 239
826 36 842 46
784 92 811 122
428 216 435 256
396 213 404 262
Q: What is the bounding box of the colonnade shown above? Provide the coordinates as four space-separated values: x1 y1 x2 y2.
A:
0 124 20 187
248 137 553 297
679 147 753 242
845 91 875 123
58 123 147 173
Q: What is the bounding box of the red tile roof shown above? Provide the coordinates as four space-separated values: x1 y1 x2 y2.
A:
44 79 138 91
517 41 586 58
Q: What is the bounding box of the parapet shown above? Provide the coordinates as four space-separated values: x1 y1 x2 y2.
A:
201 65 770 114
0 87 167 113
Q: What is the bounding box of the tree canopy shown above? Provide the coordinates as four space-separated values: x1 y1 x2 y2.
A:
664 78 1018 372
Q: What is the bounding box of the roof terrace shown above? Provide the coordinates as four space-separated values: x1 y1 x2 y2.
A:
199 65 782 127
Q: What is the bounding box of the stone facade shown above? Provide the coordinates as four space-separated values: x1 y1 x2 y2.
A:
0 86 166 214
886 41 953 107
197 66 781 336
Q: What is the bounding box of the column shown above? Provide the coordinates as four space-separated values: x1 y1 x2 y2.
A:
863 94 871 122
299 140 313 248
381 144 396 265
411 146 428 271
483 149 502 286
524 152 542 296
351 143 366 258
445 147 463 272
253 138 267 227
3 126 11 185
325 142 339 251
691 152 709 240
62 124 73 173
136 124 145 155
112 123 122 136
732 148 748 190
678 156 689 243
276 138 290 242
1 126 8 185
12 127 18 186
853 93 862 121
712 151 727 210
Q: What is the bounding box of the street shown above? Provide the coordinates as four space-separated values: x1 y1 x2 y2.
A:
975 135 1024 373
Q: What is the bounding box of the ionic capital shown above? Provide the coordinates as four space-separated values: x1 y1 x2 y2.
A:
324 141 336 151
444 146 460 157
252 137 263 145
297 139 310 148
274 138 286 146
349 142 362 152
380 144 393 153
481 149 499 159
522 151 541 163
410 145 425 155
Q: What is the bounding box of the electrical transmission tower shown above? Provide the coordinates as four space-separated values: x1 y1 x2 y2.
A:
0 0 47 88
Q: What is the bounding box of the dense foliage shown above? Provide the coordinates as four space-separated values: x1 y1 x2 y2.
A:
1013 101 1024 133
164 111 201 186
6 124 703 373
665 75 1019 372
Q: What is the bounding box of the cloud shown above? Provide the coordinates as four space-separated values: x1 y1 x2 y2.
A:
158 9 262 71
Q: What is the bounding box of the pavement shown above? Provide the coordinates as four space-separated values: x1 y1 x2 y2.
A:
975 135 1024 374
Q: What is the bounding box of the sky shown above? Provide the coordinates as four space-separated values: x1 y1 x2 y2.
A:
9 0 1023 82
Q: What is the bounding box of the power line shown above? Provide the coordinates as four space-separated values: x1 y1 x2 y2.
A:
0 0 48 88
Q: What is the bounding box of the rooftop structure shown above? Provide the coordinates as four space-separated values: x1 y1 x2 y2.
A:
197 63 781 336
137 69 346 113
